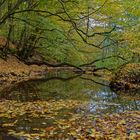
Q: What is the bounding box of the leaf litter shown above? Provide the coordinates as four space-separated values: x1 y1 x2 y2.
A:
0 100 140 139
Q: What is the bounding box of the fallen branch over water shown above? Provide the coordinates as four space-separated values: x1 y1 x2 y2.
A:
25 60 113 73
25 61 84 72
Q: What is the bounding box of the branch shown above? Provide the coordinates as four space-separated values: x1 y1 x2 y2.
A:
0 9 67 25
80 55 127 67
58 0 104 49
0 0 24 24
80 77 109 87
24 61 84 72
93 67 112 72
87 26 116 38
79 0 108 19
0 0 6 8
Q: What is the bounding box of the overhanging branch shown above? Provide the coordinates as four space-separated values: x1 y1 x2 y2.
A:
80 55 127 67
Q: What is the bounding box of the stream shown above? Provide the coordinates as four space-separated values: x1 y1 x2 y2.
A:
0 71 140 139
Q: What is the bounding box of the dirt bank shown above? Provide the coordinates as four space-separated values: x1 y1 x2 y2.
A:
0 56 47 85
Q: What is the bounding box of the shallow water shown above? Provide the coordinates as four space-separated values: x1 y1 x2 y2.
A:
0 71 140 139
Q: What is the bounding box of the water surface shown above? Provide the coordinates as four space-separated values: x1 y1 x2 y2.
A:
0 71 140 139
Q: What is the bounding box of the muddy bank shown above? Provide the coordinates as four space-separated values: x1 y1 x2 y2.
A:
110 63 140 92
0 56 48 85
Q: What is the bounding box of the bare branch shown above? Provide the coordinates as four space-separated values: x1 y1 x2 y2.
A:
79 0 108 19
80 55 127 67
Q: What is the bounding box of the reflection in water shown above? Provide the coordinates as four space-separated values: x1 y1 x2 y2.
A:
0 72 140 114
0 136 19 140
87 91 140 114
0 73 81 102
0 82 41 101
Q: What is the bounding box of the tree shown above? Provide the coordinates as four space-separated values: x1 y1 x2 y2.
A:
0 0 139 68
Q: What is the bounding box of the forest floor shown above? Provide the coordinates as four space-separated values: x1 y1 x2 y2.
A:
0 56 47 85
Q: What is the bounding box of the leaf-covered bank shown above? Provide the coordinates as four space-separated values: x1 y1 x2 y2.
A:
110 63 140 92
0 56 47 84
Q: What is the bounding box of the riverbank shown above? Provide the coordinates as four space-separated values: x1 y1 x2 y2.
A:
0 56 47 85
110 63 140 92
